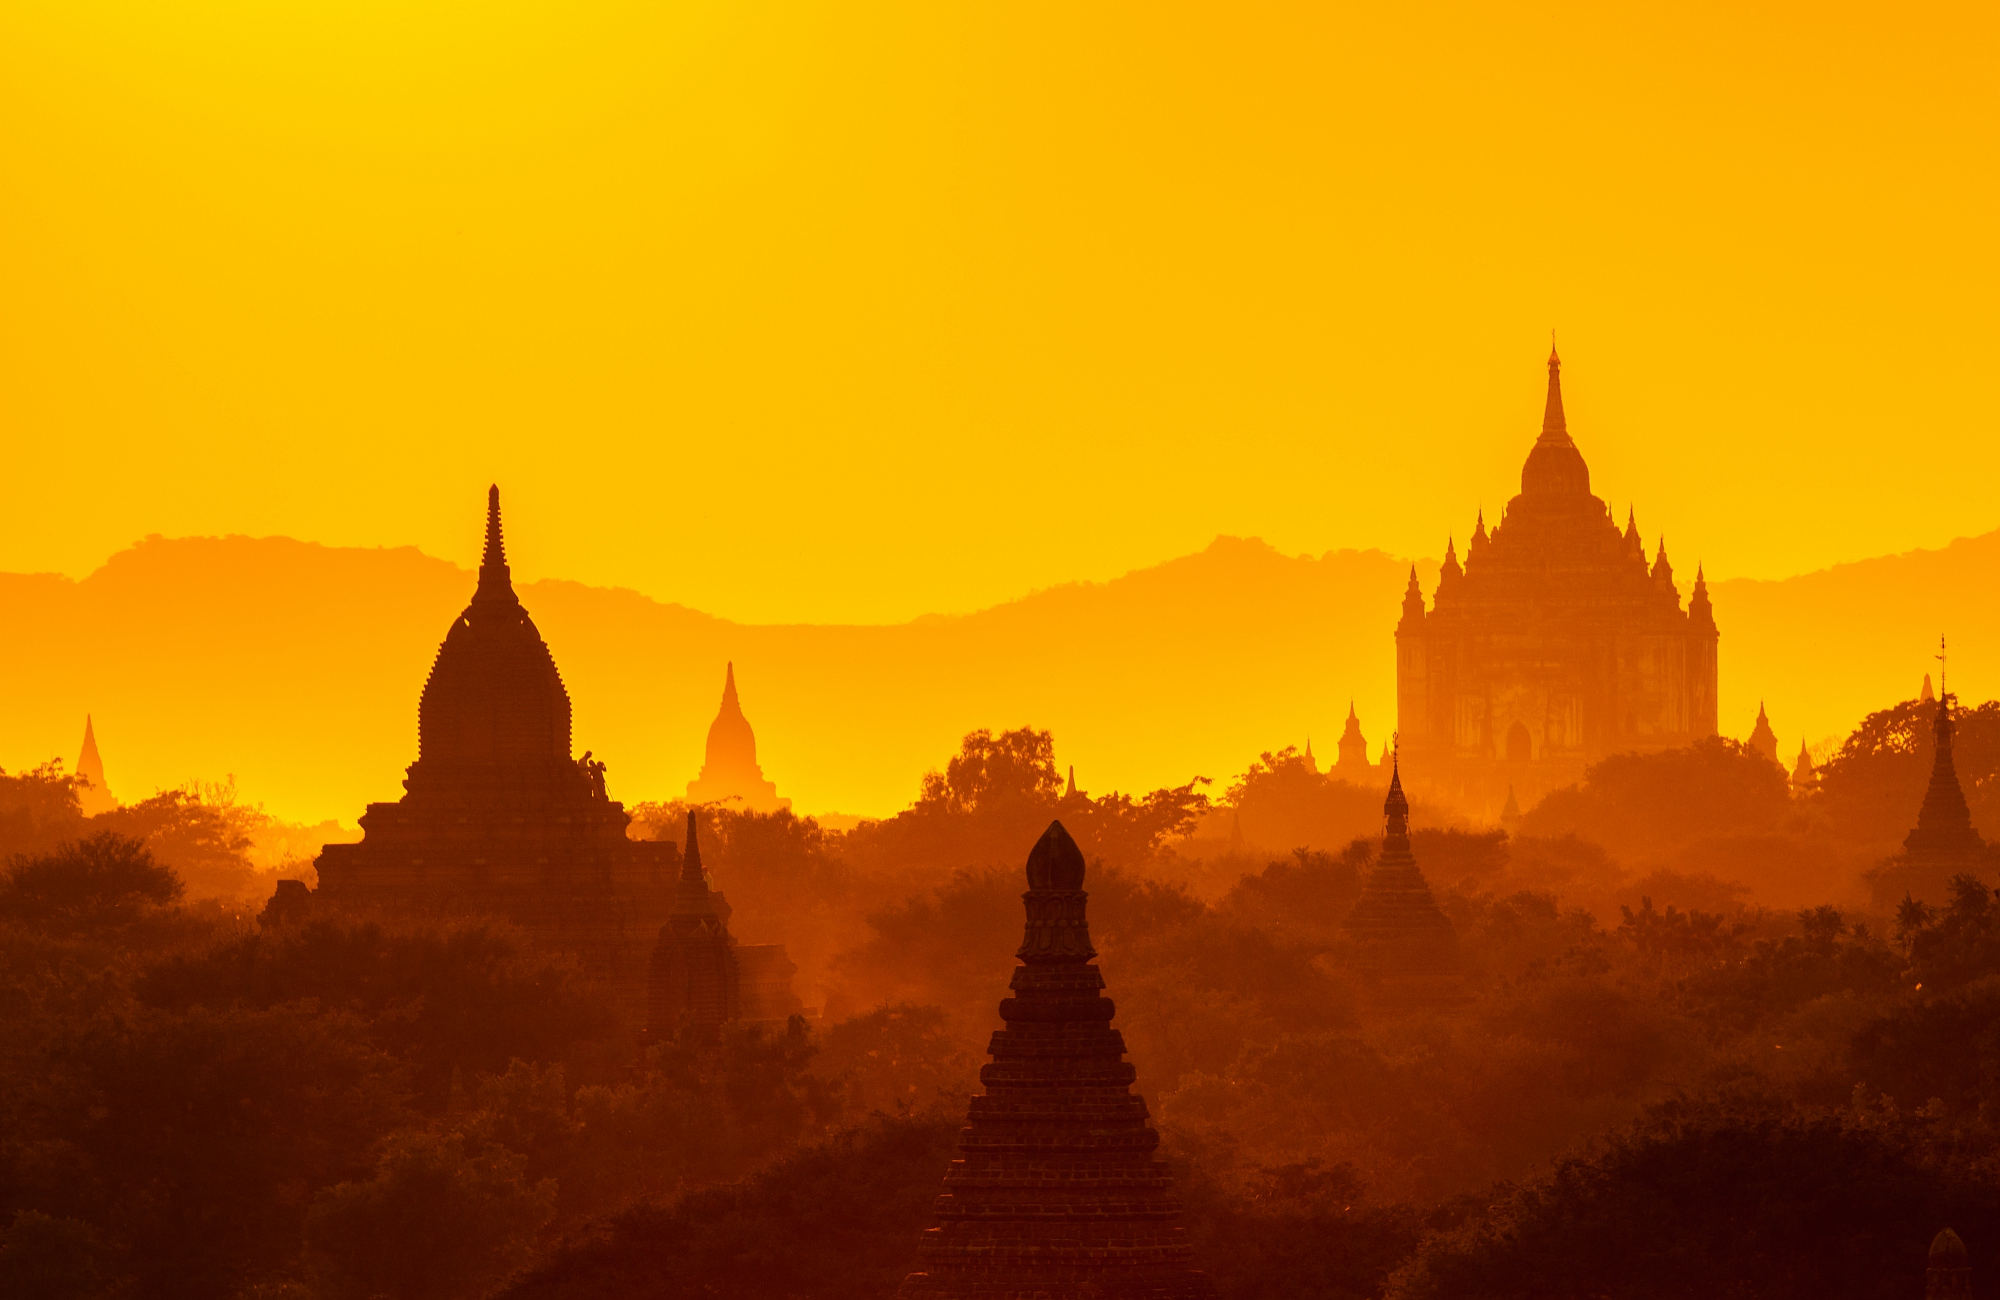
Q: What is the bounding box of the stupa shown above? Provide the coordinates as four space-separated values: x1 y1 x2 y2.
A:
75 715 116 817
288 487 681 1020
1747 703 1779 765
1928 1228 1971 1300
1334 702 1375 782
1790 741 1815 796
1341 753 1462 1001
1899 690 1985 877
684 663 789 813
895 820 1216 1300
648 812 741 1035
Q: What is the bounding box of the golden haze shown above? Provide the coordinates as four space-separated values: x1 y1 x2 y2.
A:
1 2 1996 819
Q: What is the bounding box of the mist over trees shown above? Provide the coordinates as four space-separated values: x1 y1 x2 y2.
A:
3 705 1999 1297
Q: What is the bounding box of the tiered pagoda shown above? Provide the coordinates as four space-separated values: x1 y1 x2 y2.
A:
1341 755 1462 1002
896 820 1216 1300
1899 691 1986 878
1396 345 1719 814
648 811 741 1035
291 487 682 1020
685 662 790 813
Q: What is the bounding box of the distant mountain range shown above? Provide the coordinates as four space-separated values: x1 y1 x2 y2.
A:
1 528 1994 825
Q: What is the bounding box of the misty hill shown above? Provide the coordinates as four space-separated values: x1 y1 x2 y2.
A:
1 529 1994 825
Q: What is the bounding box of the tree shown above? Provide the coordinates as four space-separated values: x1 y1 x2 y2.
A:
306 1129 555 1300
1520 738 1794 866
0 833 182 929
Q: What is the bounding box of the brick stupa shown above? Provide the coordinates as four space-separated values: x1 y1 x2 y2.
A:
896 820 1215 1300
1341 753 1462 1001
291 487 681 1019
648 811 741 1035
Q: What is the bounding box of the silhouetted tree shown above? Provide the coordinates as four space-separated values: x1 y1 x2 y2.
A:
0 833 181 929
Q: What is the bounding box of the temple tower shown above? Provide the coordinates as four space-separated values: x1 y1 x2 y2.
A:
648 812 742 1036
1928 1228 1971 1300
296 487 681 1022
685 663 790 813
1901 692 1985 873
896 821 1216 1300
1790 741 1815 796
1395 346 1719 815
1342 755 1461 1001
1335 702 1374 781
75 715 116 817
1747 703 1779 765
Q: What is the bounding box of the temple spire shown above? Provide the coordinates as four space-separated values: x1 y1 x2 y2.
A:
475 484 517 603
1541 340 1568 442
682 810 706 886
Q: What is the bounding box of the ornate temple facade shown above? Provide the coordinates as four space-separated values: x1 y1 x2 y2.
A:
1397 348 1719 814
292 488 683 1021
896 820 1215 1300
685 662 790 813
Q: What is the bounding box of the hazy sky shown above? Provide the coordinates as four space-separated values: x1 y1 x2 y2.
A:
3 1 1995 624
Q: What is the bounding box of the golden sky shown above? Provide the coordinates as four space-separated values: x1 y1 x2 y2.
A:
2 1 1996 626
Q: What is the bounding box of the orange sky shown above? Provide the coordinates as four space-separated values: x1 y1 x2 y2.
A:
2 1 1995 626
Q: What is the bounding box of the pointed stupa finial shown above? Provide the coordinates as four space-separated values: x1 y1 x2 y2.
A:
1541 335 1567 441
1348 699 1359 722
1065 764 1077 799
722 660 740 710
475 484 516 602
1383 733 1409 838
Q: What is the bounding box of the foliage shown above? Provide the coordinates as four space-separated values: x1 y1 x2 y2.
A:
0 833 183 929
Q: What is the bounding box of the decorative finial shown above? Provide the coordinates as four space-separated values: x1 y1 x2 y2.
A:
475 484 515 601
1936 635 1947 700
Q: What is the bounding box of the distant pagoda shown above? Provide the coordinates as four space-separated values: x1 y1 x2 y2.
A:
686 662 790 813
1334 701 1375 782
1790 740 1816 796
1929 1228 1972 1300
75 715 116 817
1747 702 1779 765
1341 753 1461 1001
896 820 1216 1300
293 487 681 1020
1900 691 1985 875
648 811 741 1035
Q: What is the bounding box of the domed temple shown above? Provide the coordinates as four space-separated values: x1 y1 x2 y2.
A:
1396 346 1719 814
685 662 789 813
292 487 683 1021
896 821 1216 1300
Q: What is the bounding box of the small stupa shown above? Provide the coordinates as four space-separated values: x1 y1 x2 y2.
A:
1928 1228 1971 1300
895 821 1216 1300
1790 740 1815 796
1747 702 1779 765
1901 690 1985 874
75 715 117 816
647 811 741 1036
1341 749 1462 1001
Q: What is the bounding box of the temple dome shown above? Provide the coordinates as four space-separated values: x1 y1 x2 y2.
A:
703 662 759 772
1520 346 1592 499
416 486 573 766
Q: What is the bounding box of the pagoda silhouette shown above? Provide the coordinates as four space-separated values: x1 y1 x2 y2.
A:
1396 344 1719 816
280 488 686 1022
896 820 1216 1300
685 662 790 812
1341 751 1463 1003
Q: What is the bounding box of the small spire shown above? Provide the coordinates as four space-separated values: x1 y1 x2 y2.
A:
682 810 706 885
475 484 516 602
1065 764 1077 799
722 661 740 710
1383 734 1409 839
1541 338 1567 441
1348 700 1359 722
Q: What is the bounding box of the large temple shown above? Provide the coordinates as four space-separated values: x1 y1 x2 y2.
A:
284 488 684 1023
1397 346 1719 814
896 821 1216 1300
685 662 790 813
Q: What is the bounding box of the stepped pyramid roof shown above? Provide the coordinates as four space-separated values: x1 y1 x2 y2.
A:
897 820 1215 1299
